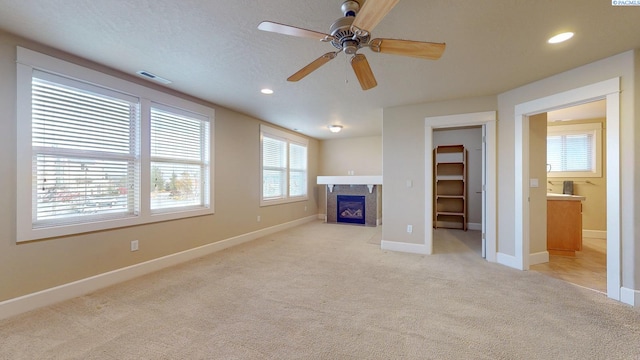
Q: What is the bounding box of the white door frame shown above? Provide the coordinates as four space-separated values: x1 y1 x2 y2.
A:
513 77 621 300
425 111 497 261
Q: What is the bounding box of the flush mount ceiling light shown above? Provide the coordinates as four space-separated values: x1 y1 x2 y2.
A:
548 32 574 44
261 88 274 95
328 125 343 133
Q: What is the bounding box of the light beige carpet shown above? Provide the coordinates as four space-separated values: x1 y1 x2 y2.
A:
1 221 639 359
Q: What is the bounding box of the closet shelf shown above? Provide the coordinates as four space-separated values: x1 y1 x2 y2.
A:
434 145 467 231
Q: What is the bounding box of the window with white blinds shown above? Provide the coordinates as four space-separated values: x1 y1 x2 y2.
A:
260 125 308 205
16 47 214 242
262 135 287 200
547 122 602 178
150 105 210 212
289 142 308 197
31 72 140 228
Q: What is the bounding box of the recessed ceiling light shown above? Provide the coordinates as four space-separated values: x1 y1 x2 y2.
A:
328 125 343 133
261 88 274 95
548 32 574 44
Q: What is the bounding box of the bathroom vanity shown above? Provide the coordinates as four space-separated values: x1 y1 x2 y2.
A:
547 193 586 256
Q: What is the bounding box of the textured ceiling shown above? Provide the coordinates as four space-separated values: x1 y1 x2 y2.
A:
0 0 638 139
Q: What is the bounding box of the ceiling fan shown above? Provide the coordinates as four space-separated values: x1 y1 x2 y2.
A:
258 0 445 90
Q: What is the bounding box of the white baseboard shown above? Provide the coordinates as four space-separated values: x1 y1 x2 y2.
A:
380 240 431 255
583 229 607 239
0 215 317 321
497 252 521 270
621 287 640 307
529 251 549 265
467 223 482 231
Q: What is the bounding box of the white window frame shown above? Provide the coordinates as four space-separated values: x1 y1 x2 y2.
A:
547 122 602 178
260 124 308 206
16 47 214 242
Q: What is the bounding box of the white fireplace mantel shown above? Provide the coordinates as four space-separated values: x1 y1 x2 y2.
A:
317 176 382 193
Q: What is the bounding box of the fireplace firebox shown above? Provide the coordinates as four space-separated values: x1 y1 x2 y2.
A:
337 195 366 225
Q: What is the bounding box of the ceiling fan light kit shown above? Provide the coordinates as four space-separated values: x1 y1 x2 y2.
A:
258 0 445 90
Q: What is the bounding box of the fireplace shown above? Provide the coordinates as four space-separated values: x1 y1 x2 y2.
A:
317 176 382 227
337 195 366 225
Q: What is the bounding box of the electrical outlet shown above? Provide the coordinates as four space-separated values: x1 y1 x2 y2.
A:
130 240 139 252
407 225 413 233
304 206 307 211
257 215 261 222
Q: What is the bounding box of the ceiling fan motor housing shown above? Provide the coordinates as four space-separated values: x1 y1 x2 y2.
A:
329 16 370 53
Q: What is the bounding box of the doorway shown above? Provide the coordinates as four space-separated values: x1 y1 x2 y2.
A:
424 111 497 261
528 101 608 293
433 126 484 256
513 78 620 300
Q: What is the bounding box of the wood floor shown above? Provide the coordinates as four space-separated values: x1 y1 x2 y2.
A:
531 237 607 293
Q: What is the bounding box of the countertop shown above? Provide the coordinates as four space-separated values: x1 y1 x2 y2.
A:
547 193 586 201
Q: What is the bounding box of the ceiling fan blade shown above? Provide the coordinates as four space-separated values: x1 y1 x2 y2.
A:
351 0 399 35
350 54 377 90
288 52 338 82
370 38 446 60
258 21 333 41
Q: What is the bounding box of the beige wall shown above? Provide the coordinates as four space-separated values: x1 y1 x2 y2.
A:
0 31 319 302
382 96 497 245
317 136 382 216
497 50 638 290
547 118 607 232
319 136 382 176
529 113 547 254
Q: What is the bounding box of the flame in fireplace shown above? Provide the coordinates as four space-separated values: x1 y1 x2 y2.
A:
341 208 363 219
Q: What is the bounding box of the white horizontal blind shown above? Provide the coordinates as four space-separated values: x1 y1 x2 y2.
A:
17 47 215 241
262 135 287 200
31 74 139 227
547 133 594 172
150 106 209 212
289 142 307 197
260 124 308 205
